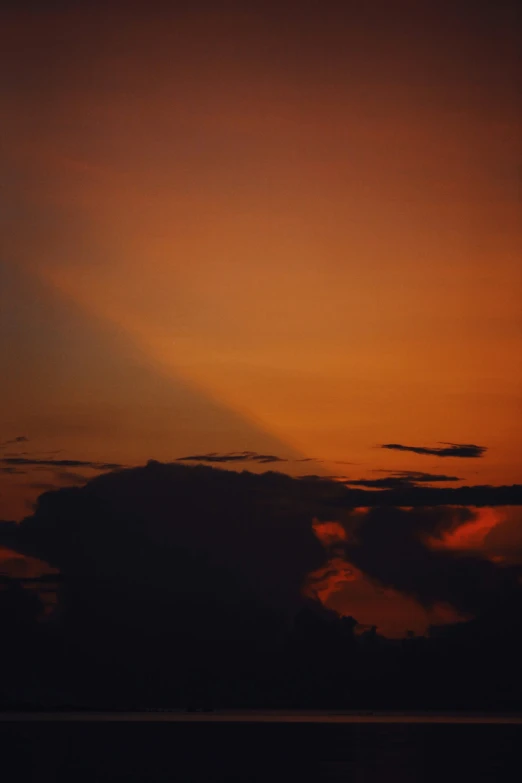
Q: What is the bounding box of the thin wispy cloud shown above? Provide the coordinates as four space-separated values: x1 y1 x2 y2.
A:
5 463 521 624
298 456 352 466
0 435 29 448
381 442 487 458
344 471 461 490
0 457 124 471
177 451 287 464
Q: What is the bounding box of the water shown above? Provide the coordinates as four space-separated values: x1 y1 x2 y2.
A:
1 713 520 781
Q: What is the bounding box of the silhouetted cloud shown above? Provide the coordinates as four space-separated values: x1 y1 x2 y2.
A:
344 471 461 489
337 505 521 615
381 442 486 458
3 450 63 458
0 457 124 470
331 483 522 507
298 474 346 482
4 462 333 656
177 451 287 464
175 451 362 467
3 462 520 631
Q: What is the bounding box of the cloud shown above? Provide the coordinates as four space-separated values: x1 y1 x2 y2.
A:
381 442 487 458
295 457 351 464
0 457 124 470
0 435 29 448
6 462 333 646
426 507 503 553
335 484 522 507
336 505 521 616
176 451 360 467
176 451 287 464
344 471 461 489
1 461 522 710
291 477 522 507
298 474 346 482
3 462 520 632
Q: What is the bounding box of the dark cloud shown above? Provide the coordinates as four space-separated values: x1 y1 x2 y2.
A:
176 452 359 467
298 474 346 482
1 460 522 711
0 457 124 470
3 462 520 630
344 471 461 489
4 462 330 655
3 450 63 457
381 442 487 458
338 505 521 615
338 484 522 507
177 451 287 464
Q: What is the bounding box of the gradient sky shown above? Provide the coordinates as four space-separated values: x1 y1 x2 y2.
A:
1 4 521 518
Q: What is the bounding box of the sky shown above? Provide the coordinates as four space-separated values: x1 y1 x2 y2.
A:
1 2 521 636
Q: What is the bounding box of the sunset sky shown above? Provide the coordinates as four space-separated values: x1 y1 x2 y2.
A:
1 2 521 636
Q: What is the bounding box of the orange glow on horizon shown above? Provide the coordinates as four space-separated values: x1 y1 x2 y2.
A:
304 557 359 605
427 507 503 553
311 519 347 545
0 546 58 580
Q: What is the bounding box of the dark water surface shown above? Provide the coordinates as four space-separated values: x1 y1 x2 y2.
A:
1 714 520 781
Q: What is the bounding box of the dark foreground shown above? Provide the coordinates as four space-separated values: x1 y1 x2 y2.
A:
1 714 521 782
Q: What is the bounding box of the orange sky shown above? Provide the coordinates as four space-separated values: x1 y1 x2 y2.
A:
0 4 521 632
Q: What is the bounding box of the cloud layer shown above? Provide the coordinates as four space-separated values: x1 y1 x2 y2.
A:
0 456 124 473
2 462 520 642
336 505 520 615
